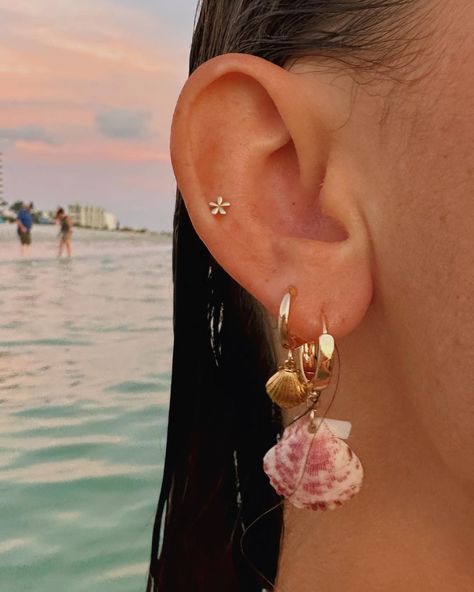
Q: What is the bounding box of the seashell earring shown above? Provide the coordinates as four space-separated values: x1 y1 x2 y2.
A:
264 410 364 510
265 290 307 409
263 299 364 510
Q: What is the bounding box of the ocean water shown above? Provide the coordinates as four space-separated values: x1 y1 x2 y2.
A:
0 224 172 592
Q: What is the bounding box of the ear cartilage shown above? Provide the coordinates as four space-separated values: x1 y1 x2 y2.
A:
209 196 231 215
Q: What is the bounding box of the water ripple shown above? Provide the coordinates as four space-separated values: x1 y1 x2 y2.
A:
0 228 171 592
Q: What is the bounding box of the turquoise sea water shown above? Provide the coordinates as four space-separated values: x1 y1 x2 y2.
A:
0 225 171 592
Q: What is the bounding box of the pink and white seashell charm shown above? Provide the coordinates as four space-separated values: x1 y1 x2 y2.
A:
263 415 363 510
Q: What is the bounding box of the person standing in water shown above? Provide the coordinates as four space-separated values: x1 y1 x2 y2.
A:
55 208 73 258
16 202 33 256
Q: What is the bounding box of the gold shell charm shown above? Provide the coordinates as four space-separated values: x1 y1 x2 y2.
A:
266 358 307 409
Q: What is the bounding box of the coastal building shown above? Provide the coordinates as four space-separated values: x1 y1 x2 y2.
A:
103 211 118 231
0 199 16 222
37 211 54 224
68 204 117 230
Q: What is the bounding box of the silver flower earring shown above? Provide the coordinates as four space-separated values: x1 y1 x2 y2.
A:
209 196 230 215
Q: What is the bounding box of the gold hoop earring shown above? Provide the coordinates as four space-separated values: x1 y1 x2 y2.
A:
265 289 307 409
263 293 364 511
298 321 335 404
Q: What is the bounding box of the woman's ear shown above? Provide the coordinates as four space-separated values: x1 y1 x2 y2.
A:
171 53 373 341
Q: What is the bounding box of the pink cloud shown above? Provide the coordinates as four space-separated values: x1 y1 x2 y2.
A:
17 142 170 164
0 0 193 228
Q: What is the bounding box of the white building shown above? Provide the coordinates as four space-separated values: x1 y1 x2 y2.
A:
68 204 117 230
0 202 16 220
103 211 118 230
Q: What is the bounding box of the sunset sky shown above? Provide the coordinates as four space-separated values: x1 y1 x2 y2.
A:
0 0 196 230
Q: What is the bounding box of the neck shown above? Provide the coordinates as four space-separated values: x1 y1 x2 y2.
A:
277 316 474 591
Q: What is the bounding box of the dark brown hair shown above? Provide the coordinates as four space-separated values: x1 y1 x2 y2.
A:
148 2 420 591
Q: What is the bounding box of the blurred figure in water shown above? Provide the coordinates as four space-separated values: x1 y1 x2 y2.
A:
16 202 33 256
55 207 73 258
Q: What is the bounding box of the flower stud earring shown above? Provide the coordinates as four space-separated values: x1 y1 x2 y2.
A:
209 196 230 215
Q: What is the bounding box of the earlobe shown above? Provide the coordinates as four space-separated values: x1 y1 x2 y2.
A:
171 53 373 340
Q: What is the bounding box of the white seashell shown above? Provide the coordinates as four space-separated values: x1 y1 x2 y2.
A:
263 416 363 510
324 418 352 440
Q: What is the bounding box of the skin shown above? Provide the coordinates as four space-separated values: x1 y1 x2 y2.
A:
56 213 72 258
171 2 473 590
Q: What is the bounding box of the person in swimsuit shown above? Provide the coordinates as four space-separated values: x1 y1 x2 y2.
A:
55 208 73 258
16 202 33 256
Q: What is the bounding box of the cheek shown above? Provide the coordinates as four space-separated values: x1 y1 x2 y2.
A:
384 23 474 354
406 1 474 335
359 28 474 480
